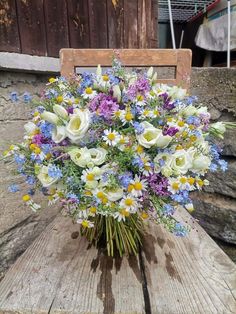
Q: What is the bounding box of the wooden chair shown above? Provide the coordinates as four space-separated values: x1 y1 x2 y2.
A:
60 48 192 90
0 49 235 314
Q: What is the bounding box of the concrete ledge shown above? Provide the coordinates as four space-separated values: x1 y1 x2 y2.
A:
0 52 60 74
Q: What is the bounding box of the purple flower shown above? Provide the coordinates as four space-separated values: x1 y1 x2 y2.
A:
89 93 119 119
127 77 150 98
163 127 179 136
146 174 169 196
10 91 18 102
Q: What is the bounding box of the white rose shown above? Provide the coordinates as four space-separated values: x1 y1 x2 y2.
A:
192 155 211 171
24 122 37 134
182 105 197 117
53 104 68 120
105 188 124 202
37 165 59 187
68 147 91 168
66 109 90 143
170 149 194 175
41 111 59 125
52 126 66 143
89 147 107 166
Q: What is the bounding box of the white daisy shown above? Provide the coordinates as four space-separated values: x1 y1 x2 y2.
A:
103 129 121 146
135 94 146 106
120 110 134 125
129 175 147 197
113 208 130 222
82 87 97 99
120 195 138 213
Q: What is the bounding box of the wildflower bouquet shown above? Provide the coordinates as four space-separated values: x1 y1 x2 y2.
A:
4 58 233 257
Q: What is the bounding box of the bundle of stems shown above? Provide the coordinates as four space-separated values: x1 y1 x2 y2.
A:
80 214 144 257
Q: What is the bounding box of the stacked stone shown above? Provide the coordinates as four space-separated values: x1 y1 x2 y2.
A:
190 68 236 245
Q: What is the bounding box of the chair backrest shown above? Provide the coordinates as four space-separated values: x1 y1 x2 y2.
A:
60 49 192 90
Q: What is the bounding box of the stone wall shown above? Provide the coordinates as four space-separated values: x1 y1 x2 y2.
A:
0 68 235 279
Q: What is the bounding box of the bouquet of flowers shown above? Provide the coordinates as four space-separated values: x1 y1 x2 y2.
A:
3 57 233 257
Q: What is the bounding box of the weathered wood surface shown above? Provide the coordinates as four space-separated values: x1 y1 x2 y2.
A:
0 209 235 314
0 216 145 314
0 0 158 57
142 208 236 314
60 49 192 90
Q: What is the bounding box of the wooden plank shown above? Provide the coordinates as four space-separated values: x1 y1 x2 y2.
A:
142 208 236 314
88 0 108 48
0 0 21 53
16 0 46 56
60 49 192 90
107 0 124 48
124 0 138 48
44 0 70 57
0 216 145 313
138 0 151 48
150 0 158 48
67 0 90 48
176 49 192 89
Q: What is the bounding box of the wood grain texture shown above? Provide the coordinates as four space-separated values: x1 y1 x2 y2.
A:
124 0 138 48
44 0 70 57
88 0 108 48
107 0 124 48
0 216 145 313
16 0 46 56
67 0 90 48
142 208 236 314
60 49 192 90
0 0 21 53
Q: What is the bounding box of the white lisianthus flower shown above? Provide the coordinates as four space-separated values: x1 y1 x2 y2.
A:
89 147 107 166
196 106 208 115
24 122 37 134
52 125 66 143
37 166 59 187
170 149 194 175
136 122 171 148
210 122 226 139
53 104 68 120
182 105 197 117
66 109 90 143
68 147 91 168
105 188 124 202
113 85 121 102
192 154 211 171
169 86 186 100
41 111 59 125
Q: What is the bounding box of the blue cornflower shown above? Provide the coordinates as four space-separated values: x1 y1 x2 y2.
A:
26 175 36 185
133 122 144 134
159 159 165 167
8 184 20 193
10 91 18 102
39 122 53 138
48 165 62 179
218 159 228 172
119 173 133 188
186 96 198 105
162 204 175 216
41 144 52 154
67 193 80 203
173 223 188 237
36 106 45 113
109 75 120 85
171 193 184 203
132 157 144 168
45 89 58 99
210 163 218 172
23 92 32 103
14 154 25 165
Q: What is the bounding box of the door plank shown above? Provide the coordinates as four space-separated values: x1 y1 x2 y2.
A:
44 0 70 57
67 0 90 48
0 0 21 53
16 0 46 56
